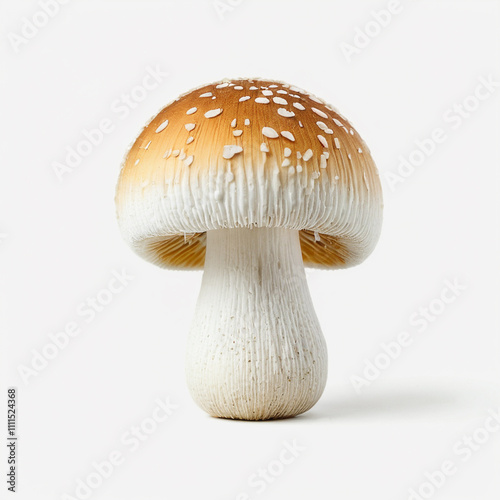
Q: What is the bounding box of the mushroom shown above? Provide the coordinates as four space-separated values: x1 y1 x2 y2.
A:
115 78 383 420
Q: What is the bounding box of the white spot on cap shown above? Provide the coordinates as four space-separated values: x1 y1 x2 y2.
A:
234 86 244 90
273 96 288 105
269 84 278 88
205 108 223 118
186 136 194 145
335 175 340 180
185 155 194 167
244 118 250 126
316 121 328 131
320 154 327 169
179 150 186 160
134 159 140 166
282 159 291 167
277 90 287 94
231 118 237 127
317 135 328 148
309 95 324 104
350 129 354 135
333 118 343 127
255 97 270 104
284 147 291 157
155 119 169 133
303 149 313 161
298 121 303 127
262 127 279 138
216 82 229 88
334 138 341 149
281 131 295 142
186 107 197 115
233 130 243 137
172 149 180 156
293 102 305 111
199 92 212 98
314 231 321 241
249 86 258 90
260 143 269 152
288 166 295 174
296 151 302 159
358 147 363 153
239 96 251 102
144 140 151 150
296 164 303 172
325 128 334 134
185 123 195 132
312 107 328 118
323 152 329 159
222 145 243 159
262 90 273 96
163 149 171 159
278 108 295 118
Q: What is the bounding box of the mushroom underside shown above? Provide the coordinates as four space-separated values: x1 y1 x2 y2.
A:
140 229 354 270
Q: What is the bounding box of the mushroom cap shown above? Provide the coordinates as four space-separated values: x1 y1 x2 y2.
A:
115 78 383 270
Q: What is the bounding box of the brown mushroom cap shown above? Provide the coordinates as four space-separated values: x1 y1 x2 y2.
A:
115 78 383 269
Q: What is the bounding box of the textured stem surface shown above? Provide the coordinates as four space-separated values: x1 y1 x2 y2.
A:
186 227 328 420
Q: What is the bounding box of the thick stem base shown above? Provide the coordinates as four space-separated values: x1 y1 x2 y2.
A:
186 227 328 420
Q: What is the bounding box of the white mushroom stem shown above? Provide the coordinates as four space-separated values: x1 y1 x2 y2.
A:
186 227 328 420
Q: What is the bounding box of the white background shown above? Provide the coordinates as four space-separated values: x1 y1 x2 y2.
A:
1 0 499 499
